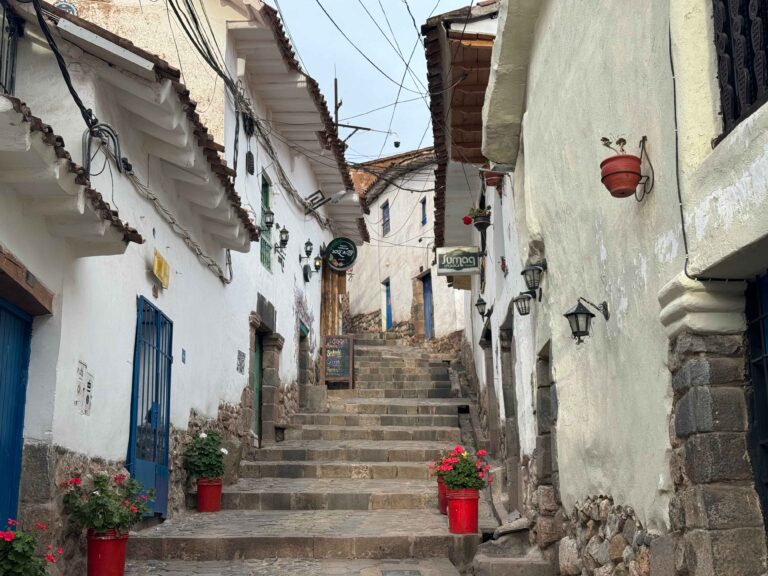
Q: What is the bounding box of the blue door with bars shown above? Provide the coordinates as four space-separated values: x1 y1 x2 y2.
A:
128 297 173 517
0 299 32 525
423 274 434 341
747 274 768 531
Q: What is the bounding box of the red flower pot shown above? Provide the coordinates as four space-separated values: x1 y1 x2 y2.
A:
483 172 504 187
87 529 128 576
437 477 448 515
197 477 223 512
600 154 642 198
446 488 479 534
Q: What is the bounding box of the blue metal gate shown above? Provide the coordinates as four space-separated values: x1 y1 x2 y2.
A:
0 299 32 524
128 297 173 517
423 274 434 341
384 280 393 331
747 274 768 530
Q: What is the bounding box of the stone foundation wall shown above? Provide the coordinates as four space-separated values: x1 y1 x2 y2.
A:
346 310 382 333
278 381 299 426
558 496 652 576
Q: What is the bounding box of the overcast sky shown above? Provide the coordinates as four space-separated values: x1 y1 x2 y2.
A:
265 0 470 164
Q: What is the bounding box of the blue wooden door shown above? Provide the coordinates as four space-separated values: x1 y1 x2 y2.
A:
384 280 393 330
0 299 32 525
423 274 434 340
128 297 173 517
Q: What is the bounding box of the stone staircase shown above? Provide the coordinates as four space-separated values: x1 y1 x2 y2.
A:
125 333 487 575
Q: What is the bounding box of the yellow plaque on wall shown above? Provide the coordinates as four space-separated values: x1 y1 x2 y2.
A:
153 250 170 289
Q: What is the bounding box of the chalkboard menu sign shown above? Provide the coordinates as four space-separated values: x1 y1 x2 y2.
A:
324 335 354 387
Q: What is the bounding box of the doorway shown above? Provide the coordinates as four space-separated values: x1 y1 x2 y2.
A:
0 299 32 524
299 322 310 386
422 273 434 340
128 297 173 518
383 279 393 331
251 332 262 448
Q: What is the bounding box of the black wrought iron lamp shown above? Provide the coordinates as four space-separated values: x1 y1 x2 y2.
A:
521 259 547 299
263 207 275 230
564 297 610 344
513 293 533 316
299 239 323 282
279 226 290 248
475 295 493 319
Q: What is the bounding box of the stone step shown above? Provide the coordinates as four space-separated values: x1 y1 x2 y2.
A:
127 510 480 563
240 460 433 480
329 398 470 416
355 372 451 382
472 552 555 576
189 478 438 511
248 439 453 463
327 388 455 400
355 380 451 390
291 412 460 428
288 424 460 442
125 558 462 575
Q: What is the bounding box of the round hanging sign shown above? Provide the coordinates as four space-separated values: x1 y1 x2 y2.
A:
325 237 358 271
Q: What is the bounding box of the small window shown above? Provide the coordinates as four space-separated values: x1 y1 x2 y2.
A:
382 201 391 236
420 197 427 226
260 174 272 271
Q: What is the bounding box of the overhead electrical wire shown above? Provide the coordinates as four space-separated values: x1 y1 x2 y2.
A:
274 0 310 73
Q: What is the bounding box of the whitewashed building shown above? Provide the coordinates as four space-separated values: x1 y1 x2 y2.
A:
0 1 364 572
431 0 768 574
348 148 464 341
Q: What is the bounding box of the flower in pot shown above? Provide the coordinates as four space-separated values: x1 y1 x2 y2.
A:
428 453 455 515
184 431 228 512
600 137 642 198
0 519 62 575
441 445 492 534
467 207 492 233
61 472 153 576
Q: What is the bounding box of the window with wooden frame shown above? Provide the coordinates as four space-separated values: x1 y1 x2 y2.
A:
382 200 391 236
260 174 272 271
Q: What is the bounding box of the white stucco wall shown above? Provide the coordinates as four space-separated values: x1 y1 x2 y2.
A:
348 165 464 338
476 0 692 532
7 18 334 460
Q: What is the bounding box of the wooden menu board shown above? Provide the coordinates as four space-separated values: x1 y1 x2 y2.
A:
323 335 354 388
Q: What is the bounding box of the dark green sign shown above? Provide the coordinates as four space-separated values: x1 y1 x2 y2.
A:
325 237 358 271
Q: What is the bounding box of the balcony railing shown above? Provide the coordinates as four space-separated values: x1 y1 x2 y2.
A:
0 0 20 95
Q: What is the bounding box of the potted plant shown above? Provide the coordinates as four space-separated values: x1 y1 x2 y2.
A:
600 137 642 198
0 519 62 574
481 168 505 188
466 207 492 233
441 445 492 534
184 431 228 512
61 473 153 576
429 453 453 515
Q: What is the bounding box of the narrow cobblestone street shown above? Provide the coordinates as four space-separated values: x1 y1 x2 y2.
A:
124 334 488 574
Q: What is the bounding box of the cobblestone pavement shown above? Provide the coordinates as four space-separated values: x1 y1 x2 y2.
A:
126 338 492 574
125 558 460 575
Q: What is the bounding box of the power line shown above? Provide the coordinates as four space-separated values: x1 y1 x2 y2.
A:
274 0 310 73
312 0 425 95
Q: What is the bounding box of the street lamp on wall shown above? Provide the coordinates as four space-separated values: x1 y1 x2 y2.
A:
279 226 290 248
263 207 275 230
521 259 547 300
475 295 493 320
513 293 533 316
564 297 610 344
304 239 314 258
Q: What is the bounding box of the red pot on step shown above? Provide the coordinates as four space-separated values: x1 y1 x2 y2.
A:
600 154 642 198
87 529 128 576
197 477 223 512
447 488 479 534
437 476 448 515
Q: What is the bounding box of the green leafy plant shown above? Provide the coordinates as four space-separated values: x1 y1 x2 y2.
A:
0 519 62 575
468 207 491 219
440 445 492 490
184 432 228 480
62 473 154 533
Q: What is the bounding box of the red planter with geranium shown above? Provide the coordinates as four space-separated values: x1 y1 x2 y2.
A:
438 445 492 534
62 472 154 576
0 519 62 574
184 431 228 513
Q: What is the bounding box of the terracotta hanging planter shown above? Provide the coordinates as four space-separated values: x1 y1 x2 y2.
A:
482 170 504 188
600 154 642 198
599 137 643 198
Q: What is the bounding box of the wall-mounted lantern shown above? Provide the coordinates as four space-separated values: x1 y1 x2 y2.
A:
263 207 275 229
564 297 610 344
475 295 493 320
313 255 323 272
513 293 532 316
304 239 314 258
299 239 323 282
279 226 290 248
522 259 547 299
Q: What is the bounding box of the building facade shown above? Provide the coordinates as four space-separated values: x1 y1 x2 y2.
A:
438 0 768 574
348 149 464 341
0 1 364 572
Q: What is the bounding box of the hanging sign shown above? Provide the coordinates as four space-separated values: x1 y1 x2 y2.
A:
325 237 358 272
436 246 481 276
323 335 354 387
